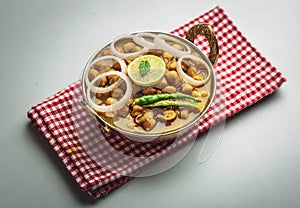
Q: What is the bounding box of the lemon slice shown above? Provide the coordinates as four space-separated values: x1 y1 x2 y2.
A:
127 55 166 86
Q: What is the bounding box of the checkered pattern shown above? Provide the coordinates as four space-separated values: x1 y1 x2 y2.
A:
27 6 286 199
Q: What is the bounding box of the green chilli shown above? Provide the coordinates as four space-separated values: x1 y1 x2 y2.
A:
134 93 201 105
144 99 200 109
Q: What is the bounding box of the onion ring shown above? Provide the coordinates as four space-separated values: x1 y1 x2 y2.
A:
85 55 127 93
154 34 191 57
133 33 157 48
176 55 211 86
87 71 132 112
110 35 148 59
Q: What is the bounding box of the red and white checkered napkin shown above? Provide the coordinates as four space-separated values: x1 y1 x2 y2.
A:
27 6 286 199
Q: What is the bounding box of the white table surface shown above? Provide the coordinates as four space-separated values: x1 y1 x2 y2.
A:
1 0 299 207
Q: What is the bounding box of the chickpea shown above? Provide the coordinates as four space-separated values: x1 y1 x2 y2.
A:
193 74 203 81
200 71 207 78
157 114 165 122
142 87 157 95
102 48 113 56
181 83 193 95
127 99 134 105
181 60 190 71
148 49 164 57
166 60 177 70
111 88 124 99
191 51 201 57
116 44 124 53
112 62 121 70
156 89 162 94
165 70 179 84
133 45 142 52
144 111 154 120
132 105 143 112
88 68 99 81
105 97 117 105
142 119 156 131
131 105 143 117
172 43 184 51
163 86 177 94
192 90 200 97
109 75 119 85
92 61 106 71
107 69 116 80
178 109 189 119
134 111 156 131
201 91 208 97
98 76 108 87
131 110 142 118
162 52 174 60
123 42 136 53
187 66 197 77
96 91 110 100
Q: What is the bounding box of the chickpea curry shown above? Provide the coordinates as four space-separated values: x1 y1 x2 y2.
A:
83 33 214 136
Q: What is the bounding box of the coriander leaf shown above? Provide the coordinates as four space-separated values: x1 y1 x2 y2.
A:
139 60 151 77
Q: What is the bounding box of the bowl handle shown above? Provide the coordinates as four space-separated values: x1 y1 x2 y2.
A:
186 23 219 65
